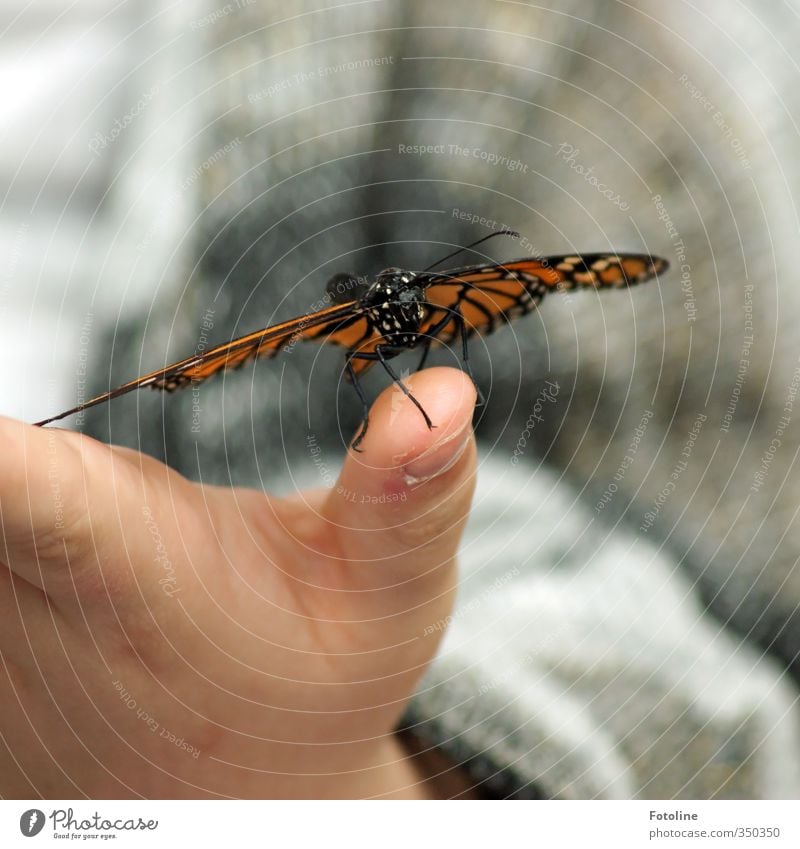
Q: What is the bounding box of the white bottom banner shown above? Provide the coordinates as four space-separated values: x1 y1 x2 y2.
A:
1 800 797 847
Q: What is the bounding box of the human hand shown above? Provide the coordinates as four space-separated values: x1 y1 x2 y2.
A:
0 367 476 798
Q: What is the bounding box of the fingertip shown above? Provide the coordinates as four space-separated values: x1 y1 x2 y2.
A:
327 367 477 531
325 368 478 574
353 367 477 471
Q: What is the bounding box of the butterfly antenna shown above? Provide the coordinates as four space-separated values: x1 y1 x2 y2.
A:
423 229 520 272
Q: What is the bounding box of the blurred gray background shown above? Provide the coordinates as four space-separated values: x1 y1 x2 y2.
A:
5 0 800 798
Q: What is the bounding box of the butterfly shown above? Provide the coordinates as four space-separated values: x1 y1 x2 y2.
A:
35 231 668 449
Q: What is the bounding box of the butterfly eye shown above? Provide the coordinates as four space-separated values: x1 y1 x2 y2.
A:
326 272 366 303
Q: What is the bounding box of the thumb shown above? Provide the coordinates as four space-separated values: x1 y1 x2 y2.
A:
323 367 477 586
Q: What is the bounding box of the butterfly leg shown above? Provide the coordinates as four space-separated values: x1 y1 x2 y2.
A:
413 306 454 373
348 345 435 446
345 357 372 452
375 345 435 431
416 304 485 407
413 310 450 373
415 339 432 372
453 310 486 408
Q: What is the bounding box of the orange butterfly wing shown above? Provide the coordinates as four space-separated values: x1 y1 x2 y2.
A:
419 253 668 343
35 300 364 425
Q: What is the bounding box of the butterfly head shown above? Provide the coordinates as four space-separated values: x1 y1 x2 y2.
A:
364 268 425 343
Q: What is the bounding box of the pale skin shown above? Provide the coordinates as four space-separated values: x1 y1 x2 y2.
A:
0 368 478 798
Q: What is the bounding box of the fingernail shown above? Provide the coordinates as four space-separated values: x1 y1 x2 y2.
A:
402 424 472 487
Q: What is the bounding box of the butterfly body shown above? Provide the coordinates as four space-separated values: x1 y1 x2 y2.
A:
361 268 426 348
34 233 669 447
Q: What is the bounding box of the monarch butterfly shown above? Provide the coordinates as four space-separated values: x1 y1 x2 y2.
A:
35 232 668 449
